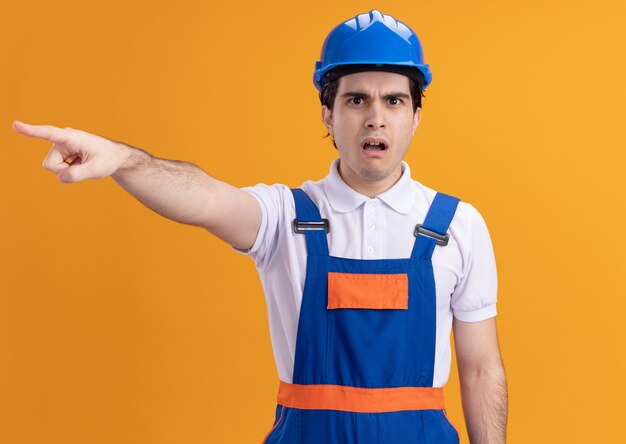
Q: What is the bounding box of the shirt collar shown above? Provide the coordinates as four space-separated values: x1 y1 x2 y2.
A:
322 158 416 215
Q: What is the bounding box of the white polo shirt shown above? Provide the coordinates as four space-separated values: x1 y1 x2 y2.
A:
235 158 498 387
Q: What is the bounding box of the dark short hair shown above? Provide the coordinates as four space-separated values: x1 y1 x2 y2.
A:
319 73 425 146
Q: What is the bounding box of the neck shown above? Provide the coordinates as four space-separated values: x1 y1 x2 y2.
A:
337 161 403 198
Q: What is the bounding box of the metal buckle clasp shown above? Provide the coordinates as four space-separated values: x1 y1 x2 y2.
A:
414 224 450 246
293 218 330 234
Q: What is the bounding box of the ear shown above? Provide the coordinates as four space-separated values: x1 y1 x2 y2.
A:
411 107 421 136
321 105 333 135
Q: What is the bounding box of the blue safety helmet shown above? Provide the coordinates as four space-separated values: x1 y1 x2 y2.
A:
313 10 432 91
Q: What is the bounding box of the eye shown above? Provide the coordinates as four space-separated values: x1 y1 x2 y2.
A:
350 97 363 105
389 97 402 105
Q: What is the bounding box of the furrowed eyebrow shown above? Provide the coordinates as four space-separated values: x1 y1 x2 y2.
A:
383 92 411 100
339 91 411 100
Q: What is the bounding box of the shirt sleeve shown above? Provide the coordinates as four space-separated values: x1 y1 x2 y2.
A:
231 183 288 271
450 203 498 322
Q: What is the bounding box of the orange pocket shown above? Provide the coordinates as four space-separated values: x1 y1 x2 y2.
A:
327 272 408 309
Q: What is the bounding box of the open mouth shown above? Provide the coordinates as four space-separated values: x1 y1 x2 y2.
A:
363 141 387 151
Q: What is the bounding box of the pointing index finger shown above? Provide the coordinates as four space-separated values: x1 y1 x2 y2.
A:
12 121 71 144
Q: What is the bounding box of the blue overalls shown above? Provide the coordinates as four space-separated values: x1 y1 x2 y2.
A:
262 188 461 444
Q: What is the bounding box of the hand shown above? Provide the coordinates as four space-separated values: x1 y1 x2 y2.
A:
12 120 132 183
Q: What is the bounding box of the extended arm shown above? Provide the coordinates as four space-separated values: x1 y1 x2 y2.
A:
453 316 508 444
13 121 261 250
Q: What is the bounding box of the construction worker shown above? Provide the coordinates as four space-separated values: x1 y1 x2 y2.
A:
13 9 507 443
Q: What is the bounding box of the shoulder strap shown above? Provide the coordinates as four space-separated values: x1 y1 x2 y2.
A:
290 188 329 257
411 192 461 260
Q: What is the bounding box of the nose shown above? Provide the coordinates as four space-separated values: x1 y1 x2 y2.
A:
364 102 386 129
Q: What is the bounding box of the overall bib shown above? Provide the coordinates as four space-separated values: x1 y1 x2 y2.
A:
263 188 461 444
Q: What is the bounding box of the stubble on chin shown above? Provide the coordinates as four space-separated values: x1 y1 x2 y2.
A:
357 167 391 183
339 156 397 185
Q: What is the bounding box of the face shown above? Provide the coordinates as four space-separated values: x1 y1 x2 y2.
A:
322 71 421 192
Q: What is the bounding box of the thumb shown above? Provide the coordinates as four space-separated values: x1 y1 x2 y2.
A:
56 163 94 183
56 164 70 183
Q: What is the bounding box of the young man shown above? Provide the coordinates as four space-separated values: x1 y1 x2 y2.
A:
13 9 507 444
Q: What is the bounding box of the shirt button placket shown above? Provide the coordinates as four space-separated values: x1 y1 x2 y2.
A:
364 201 377 258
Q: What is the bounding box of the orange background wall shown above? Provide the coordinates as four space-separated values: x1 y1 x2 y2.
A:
2 0 625 442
